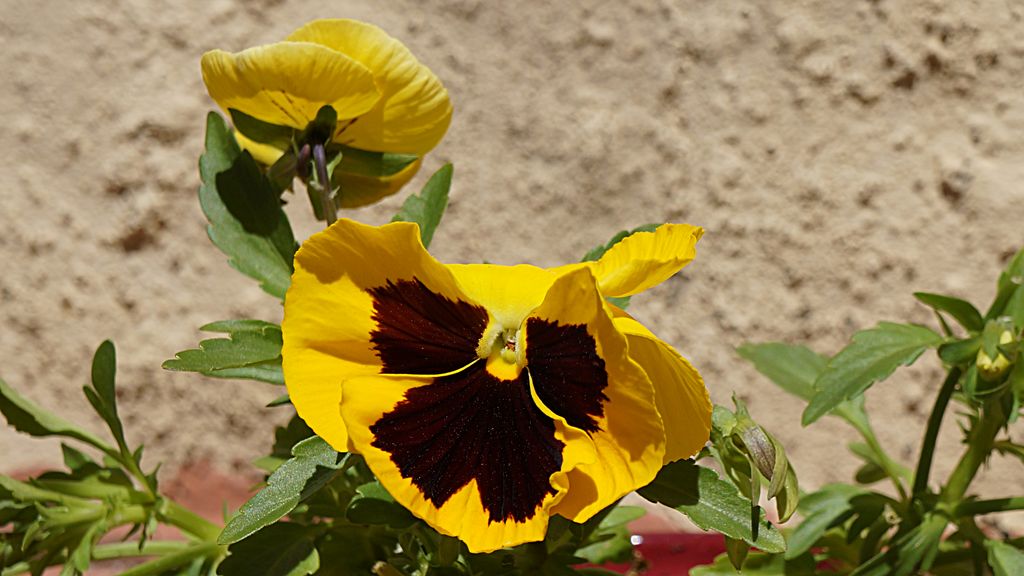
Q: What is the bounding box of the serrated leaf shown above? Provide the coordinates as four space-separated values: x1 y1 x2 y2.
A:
218 436 342 545
229 109 293 150
219 523 319 576
199 112 296 300
163 321 283 384
736 343 826 401
0 379 111 453
803 323 942 425
637 460 786 553
986 539 1024 576
391 163 452 248
345 482 416 530
914 292 984 332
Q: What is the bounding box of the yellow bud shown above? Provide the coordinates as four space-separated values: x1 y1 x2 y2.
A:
977 330 1014 381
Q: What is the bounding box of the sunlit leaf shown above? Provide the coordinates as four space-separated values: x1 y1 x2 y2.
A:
914 292 984 332
163 320 283 385
219 436 342 545
986 539 1024 576
391 163 452 248
736 343 825 402
637 460 786 553
803 323 942 425
785 484 863 559
0 379 111 453
200 112 296 300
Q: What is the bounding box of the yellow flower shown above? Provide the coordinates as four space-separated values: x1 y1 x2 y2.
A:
201 19 451 206
282 220 712 552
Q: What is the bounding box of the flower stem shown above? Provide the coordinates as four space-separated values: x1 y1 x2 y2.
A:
113 541 222 576
91 540 195 559
941 399 1005 504
160 499 222 542
912 367 961 498
312 142 336 225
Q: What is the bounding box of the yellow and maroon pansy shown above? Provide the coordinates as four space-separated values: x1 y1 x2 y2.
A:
281 219 711 552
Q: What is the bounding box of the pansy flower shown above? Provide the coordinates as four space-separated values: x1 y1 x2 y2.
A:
200 19 451 207
282 219 711 552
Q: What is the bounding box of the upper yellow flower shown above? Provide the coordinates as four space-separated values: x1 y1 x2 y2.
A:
281 220 712 553
201 19 452 206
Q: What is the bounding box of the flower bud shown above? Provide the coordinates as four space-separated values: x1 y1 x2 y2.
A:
977 329 1013 381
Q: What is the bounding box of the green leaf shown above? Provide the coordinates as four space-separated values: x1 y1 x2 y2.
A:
986 539 1024 576
163 320 283 385
345 482 417 530
736 343 826 401
785 484 863 559
692 551 816 575
939 336 982 365
60 444 95 472
87 341 126 450
986 247 1024 321
391 163 452 248
802 323 943 425
218 436 342 545
914 292 984 332
574 505 645 565
228 109 294 150
637 460 786 553
725 537 750 570
0 379 111 453
199 112 297 300
336 145 419 179
219 523 319 576
1006 286 1024 332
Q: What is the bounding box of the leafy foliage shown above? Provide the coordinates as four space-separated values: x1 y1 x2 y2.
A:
199 112 297 300
164 320 284 385
392 163 453 248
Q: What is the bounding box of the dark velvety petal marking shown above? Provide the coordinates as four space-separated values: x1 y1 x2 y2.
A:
370 363 563 523
525 318 609 433
369 278 489 374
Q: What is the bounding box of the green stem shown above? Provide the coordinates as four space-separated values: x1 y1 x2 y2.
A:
114 541 222 576
312 142 336 225
92 540 194 559
942 400 1006 504
160 499 222 542
955 496 1024 517
840 408 909 500
912 367 962 498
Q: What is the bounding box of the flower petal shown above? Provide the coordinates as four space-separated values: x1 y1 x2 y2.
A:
201 42 381 130
446 264 560 331
613 316 712 463
233 130 286 166
523 268 665 522
283 219 487 450
584 223 704 298
341 366 593 553
288 19 452 154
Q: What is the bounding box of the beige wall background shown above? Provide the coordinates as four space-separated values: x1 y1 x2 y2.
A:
2 0 1023 531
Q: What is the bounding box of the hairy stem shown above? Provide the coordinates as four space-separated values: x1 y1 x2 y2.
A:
942 400 1005 504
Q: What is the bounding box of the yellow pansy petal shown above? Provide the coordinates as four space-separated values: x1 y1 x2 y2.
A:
587 224 704 298
613 316 712 463
334 157 421 208
288 19 452 154
234 130 286 166
341 369 593 553
201 42 381 130
447 264 561 331
522 268 665 522
283 219 487 451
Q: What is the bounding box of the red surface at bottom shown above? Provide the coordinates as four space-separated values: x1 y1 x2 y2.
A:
594 533 726 575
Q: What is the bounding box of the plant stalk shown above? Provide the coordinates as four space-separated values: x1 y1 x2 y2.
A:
912 367 962 498
113 541 222 576
942 400 1005 504
160 499 223 542
955 496 1024 517
312 142 337 225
